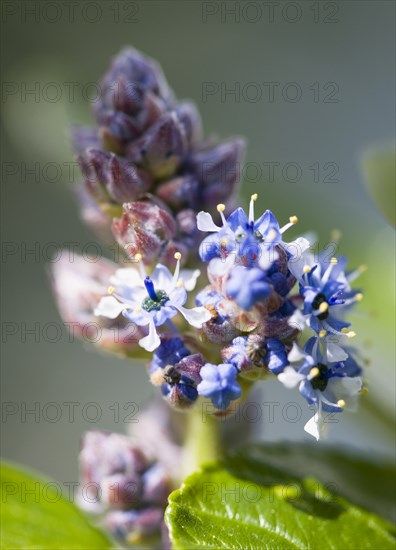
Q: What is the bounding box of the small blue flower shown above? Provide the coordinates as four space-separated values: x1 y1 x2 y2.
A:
299 261 356 335
226 266 272 310
197 363 242 410
95 255 211 351
150 336 190 373
150 339 205 410
197 194 304 270
278 339 363 440
223 336 253 371
266 338 289 374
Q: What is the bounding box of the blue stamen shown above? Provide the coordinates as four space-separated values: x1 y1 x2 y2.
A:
144 277 158 301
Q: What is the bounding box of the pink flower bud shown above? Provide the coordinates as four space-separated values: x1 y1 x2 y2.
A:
112 200 177 264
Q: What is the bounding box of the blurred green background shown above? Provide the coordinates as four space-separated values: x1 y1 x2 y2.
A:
1 0 395 487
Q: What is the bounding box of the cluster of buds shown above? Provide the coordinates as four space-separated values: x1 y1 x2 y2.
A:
72 47 245 267
78 430 174 547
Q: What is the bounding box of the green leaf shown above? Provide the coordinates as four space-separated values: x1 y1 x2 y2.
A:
362 146 396 227
0 461 113 549
166 443 396 549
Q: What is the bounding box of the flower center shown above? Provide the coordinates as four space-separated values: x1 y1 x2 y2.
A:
163 365 181 385
312 292 329 320
142 277 169 311
310 363 329 392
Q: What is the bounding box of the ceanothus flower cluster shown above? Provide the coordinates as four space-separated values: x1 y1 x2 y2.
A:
51 47 367 547
94 193 365 439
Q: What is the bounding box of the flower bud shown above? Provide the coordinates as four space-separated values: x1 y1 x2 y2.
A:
100 111 141 147
107 154 151 203
141 464 171 506
80 432 149 488
101 473 142 510
160 354 205 410
50 254 143 355
174 101 202 146
112 200 177 264
192 138 245 204
126 113 188 180
150 338 205 410
78 148 110 202
156 175 200 210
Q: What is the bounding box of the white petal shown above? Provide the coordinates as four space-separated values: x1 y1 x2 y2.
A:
179 269 201 291
288 342 307 363
197 211 221 232
111 268 142 287
304 410 328 441
283 236 311 260
175 305 212 328
326 343 348 362
94 296 125 319
258 244 278 270
287 309 306 332
278 367 305 389
329 376 363 403
288 249 315 280
151 264 173 291
138 319 160 352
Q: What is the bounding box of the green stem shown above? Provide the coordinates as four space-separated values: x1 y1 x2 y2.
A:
182 380 253 478
182 404 222 477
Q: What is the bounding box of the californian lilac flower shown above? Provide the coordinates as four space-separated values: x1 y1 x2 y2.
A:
266 338 289 374
297 257 363 336
160 354 205 410
222 335 288 379
149 335 190 373
225 266 272 310
149 336 205 409
95 254 211 351
51 254 145 354
197 194 308 269
197 363 242 410
195 287 238 344
278 339 363 440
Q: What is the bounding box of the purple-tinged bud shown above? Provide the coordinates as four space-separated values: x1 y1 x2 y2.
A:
78 149 151 205
259 315 300 341
111 76 145 114
78 148 110 202
98 47 172 110
156 175 200 210
174 101 202 146
126 113 188 180
200 311 238 345
192 138 245 203
104 507 164 543
141 464 170 506
112 200 177 264
80 432 149 485
140 91 168 129
101 473 142 510
107 154 151 203
99 111 140 148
